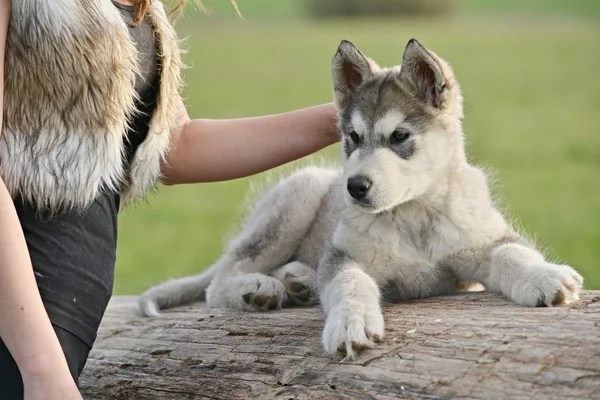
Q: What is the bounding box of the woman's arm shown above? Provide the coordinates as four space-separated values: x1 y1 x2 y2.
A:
161 101 339 185
0 2 81 398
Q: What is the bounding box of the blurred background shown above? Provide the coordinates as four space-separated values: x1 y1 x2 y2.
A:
114 0 600 295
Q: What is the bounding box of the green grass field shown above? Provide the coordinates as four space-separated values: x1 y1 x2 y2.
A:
113 1 600 294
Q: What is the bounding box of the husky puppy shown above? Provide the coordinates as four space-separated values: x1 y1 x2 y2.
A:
139 38 583 360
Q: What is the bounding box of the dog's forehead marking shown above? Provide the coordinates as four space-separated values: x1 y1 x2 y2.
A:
374 110 406 137
350 109 369 135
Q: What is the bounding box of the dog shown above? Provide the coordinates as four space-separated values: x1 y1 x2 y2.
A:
139 38 583 361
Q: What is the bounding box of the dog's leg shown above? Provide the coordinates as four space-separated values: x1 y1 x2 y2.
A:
318 250 384 361
485 243 583 306
271 261 317 307
206 168 339 312
450 239 583 307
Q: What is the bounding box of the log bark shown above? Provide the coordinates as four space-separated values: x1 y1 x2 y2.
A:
80 291 600 400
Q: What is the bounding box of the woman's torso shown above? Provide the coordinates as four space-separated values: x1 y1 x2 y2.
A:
14 2 160 347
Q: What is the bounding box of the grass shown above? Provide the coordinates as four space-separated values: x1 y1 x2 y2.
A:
186 0 600 21
113 9 600 294
460 0 600 19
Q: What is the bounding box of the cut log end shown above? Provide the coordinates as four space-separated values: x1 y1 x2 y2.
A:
80 291 600 399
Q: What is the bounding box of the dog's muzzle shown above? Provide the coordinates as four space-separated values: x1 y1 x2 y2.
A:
347 175 372 201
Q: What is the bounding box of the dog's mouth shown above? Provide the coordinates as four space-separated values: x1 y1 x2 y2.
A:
345 190 410 215
353 200 398 215
350 197 376 211
346 194 393 215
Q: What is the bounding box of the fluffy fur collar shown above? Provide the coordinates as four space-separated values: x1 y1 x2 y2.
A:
0 0 183 214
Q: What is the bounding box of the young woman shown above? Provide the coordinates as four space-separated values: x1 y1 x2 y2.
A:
0 1 339 398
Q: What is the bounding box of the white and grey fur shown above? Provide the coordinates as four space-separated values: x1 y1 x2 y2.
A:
139 39 583 361
0 0 184 215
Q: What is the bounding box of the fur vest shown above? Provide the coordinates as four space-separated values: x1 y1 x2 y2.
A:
0 0 183 213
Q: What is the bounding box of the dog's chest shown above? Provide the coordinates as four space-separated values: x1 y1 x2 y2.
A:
337 209 465 284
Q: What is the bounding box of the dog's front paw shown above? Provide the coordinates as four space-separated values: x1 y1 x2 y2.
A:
513 263 583 307
322 301 384 362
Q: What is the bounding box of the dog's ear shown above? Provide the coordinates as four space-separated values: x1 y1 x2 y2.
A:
399 38 449 109
332 40 378 109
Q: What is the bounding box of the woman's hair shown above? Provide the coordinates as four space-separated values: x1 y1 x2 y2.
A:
131 0 242 26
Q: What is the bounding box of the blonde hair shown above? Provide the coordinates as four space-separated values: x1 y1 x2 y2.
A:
130 0 243 26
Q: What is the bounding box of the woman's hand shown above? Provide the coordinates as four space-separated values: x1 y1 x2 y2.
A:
23 373 82 400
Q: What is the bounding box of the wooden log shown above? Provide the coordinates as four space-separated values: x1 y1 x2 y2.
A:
80 291 600 400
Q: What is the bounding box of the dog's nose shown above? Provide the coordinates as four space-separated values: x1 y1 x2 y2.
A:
347 176 372 200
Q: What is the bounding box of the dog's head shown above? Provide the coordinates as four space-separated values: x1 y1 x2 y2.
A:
332 38 464 213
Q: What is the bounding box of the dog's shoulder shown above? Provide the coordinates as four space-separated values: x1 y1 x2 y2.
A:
446 163 510 239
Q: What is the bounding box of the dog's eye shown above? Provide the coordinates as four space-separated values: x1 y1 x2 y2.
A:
349 131 360 144
390 129 410 145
